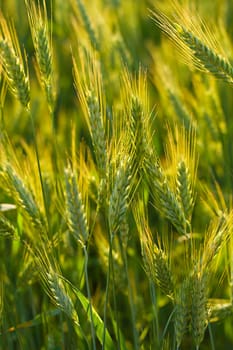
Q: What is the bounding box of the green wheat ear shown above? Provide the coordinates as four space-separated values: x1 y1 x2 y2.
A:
134 202 174 299
72 0 100 50
191 272 208 348
73 52 108 178
174 278 191 348
0 163 48 241
174 23 233 84
25 0 56 112
108 157 131 235
64 166 89 246
151 7 233 84
0 13 30 108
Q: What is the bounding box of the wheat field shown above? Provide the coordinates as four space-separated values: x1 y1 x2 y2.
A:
1 0 233 349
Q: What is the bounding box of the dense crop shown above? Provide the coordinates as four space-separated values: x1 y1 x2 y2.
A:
1 1 233 349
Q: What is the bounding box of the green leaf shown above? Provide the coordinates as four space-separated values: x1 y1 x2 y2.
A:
74 288 115 349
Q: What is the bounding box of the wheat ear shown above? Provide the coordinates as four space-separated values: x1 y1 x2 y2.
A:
75 0 100 50
135 205 174 298
1 163 47 235
121 69 152 174
46 270 79 326
202 212 233 271
151 9 233 84
0 213 16 237
174 24 233 84
142 234 174 298
86 90 108 176
108 158 131 235
64 166 89 246
208 300 233 323
0 13 30 107
191 272 208 349
31 245 79 326
146 155 187 235
25 0 55 112
73 54 108 178
176 160 194 222
174 278 191 348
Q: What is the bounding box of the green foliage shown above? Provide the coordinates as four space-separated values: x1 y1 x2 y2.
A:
1 0 233 349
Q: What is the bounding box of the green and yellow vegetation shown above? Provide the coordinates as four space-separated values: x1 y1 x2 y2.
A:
1 0 233 349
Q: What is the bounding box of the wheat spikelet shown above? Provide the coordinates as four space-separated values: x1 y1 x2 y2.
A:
146 155 187 235
74 0 100 50
108 158 131 235
31 245 79 326
165 125 197 231
26 0 55 112
64 166 89 246
175 24 233 84
0 40 30 107
121 68 153 176
201 212 233 271
86 90 108 176
73 52 108 178
46 270 79 326
119 215 129 249
151 5 233 84
160 180 187 235
0 13 30 107
176 160 194 222
191 272 208 348
174 278 191 348
0 213 16 237
208 299 233 323
135 206 174 298
1 163 47 235
150 245 174 298
130 95 148 170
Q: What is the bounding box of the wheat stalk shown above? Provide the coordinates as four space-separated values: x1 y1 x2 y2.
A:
0 281 3 323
